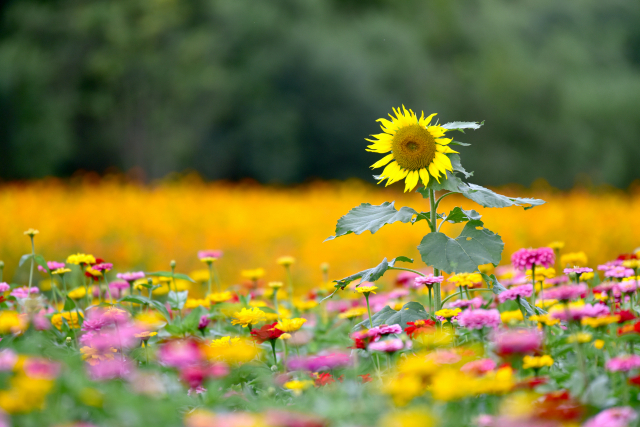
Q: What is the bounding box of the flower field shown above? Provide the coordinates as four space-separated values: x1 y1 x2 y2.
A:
2 109 640 427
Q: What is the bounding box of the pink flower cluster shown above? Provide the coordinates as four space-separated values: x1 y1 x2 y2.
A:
599 260 624 271
413 274 445 288
0 282 10 292
457 309 501 330
0 349 18 371
605 355 640 372
37 261 65 273
550 303 610 322
368 338 407 353
450 297 484 309
511 247 555 270
116 271 145 282
605 266 636 279
365 324 402 339
10 286 39 299
497 284 533 304
493 329 543 356
583 407 637 427
563 267 593 275
287 352 351 371
542 283 588 301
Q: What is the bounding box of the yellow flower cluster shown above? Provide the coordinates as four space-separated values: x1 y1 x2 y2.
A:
66 253 96 265
0 311 27 335
567 332 593 344
0 357 55 414
51 311 83 330
447 272 483 288
231 307 267 328
204 337 261 364
338 307 368 319
529 314 559 327
560 251 588 267
500 310 524 324
275 317 306 332
581 315 620 328
522 355 554 369
434 308 461 319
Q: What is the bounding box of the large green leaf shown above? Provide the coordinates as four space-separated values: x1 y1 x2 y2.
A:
442 207 481 224
459 183 545 210
352 306 395 330
353 302 428 331
325 202 417 241
417 220 504 274
448 153 473 178
121 295 171 321
18 254 32 267
417 172 463 193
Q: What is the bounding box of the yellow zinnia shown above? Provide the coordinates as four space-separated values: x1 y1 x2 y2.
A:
276 317 307 332
231 307 267 328
367 106 458 192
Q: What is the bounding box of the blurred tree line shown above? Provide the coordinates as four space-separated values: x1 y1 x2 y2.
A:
1 0 639 188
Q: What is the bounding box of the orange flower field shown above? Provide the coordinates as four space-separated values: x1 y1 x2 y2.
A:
1 174 638 292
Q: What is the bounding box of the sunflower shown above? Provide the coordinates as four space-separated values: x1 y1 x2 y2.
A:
367 106 458 192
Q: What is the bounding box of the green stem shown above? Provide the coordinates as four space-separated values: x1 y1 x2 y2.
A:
50 274 59 311
429 189 442 311
28 236 35 289
206 262 213 296
531 264 537 312
387 267 426 277
365 294 374 328
434 191 455 211
273 289 279 314
270 340 278 367
285 266 294 309
211 262 222 293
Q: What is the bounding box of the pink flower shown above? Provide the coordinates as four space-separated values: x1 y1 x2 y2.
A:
116 271 145 282
450 297 484 309
198 315 210 330
497 284 534 304
550 303 610 322
23 358 61 380
37 261 65 273
413 275 445 288
10 286 39 299
187 386 207 396
583 407 637 427
83 324 143 351
563 267 593 275
158 340 203 368
461 359 497 375
542 283 588 301
87 358 134 380
368 338 406 353
457 309 501 330
198 250 223 260
396 271 421 287
605 355 640 372
493 329 543 356
511 247 555 270
33 313 50 331
618 281 638 294
109 280 130 291
92 262 113 272
0 283 9 293
287 352 351 371
606 267 636 279
599 261 624 271
0 349 18 371
366 324 403 338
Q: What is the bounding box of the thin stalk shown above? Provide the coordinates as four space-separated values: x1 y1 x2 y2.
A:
285 266 294 309
270 341 278 367
365 294 374 328
531 264 537 313
388 267 426 277
50 274 59 311
206 261 214 296
441 288 493 305
429 189 442 311
103 271 114 304
273 289 280 314
211 262 222 293
28 235 35 289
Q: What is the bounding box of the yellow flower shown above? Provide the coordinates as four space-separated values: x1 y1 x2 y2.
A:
67 286 87 300
368 106 458 192
535 299 558 310
199 257 216 263
189 269 211 282
356 285 378 295
435 308 461 319
268 281 283 289
66 253 96 265
547 241 565 250
0 311 27 334
277 256 295 267
623 259 640 269
23 229 39 237
500 310 524 324
560 251 588 267
135 331 157 339
249 300 268 308
383 375 425 406
522 355 554 369
241 268 265 280
51 311 83 330
207 291 233 304
430 368 475 401
184 298 211 309
275 317 307 332
380 409 435 427
474 367 515 395
204 337 261 364
567 332 592 344
293 299 318 311
594 293 608 302
526 267 555 281
581 272 595 281
0 374 53 414
529 314 560 327
84 267 102 278
279 333 291 340
283 380 313 395
135 311 166 330
80 346 117 366
231 307 267 327
448 273 484 288
594 339 605 350
209 336 241 347
581 315 620 328
51 268 72 275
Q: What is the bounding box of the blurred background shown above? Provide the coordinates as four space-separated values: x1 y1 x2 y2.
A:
1 0 640 188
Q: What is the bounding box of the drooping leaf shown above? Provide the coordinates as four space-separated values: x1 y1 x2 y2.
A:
18 254 32 267
63 296 76 311
325 202 417 241
384 302 429 329
443 207 482 224
417 220 504 274
459 183 545 210
441 121 483 131
332 256 413 292
353 306 396 330
121 294 171 321
146 271 195 283
448 154 473 179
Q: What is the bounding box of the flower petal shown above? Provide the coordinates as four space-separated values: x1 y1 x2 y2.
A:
419 168 430 187
404 170 420 192
370 154 394 169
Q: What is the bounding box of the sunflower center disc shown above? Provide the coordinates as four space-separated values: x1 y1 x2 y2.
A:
391 124 436 170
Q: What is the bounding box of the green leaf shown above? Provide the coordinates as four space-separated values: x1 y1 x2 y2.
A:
325 202 417 241
384 302 429 329
449 140 471 146
168 290 189 310
34 255 49 273
481 273 536 315
334 256 414 290
63 297 76 311
146 271 195 283
416 172 464 193
182 306 206 332
18 254 33 267
417 220 504 274
459 183 545 210
443 207 482 224
164 324 183 336
448 154 473 179
441 121 483 132
353 306 396 330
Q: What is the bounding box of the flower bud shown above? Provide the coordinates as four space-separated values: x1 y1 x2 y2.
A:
170 260 176 269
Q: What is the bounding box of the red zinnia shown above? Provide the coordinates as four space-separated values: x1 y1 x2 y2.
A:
404 319 436 338
250 322 284 343
616 310 637 324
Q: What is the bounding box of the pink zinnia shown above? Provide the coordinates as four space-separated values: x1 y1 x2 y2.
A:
0 349 17 371
599 261 624 271
396 271 420 287
37 261 65 273
23 358 60 380
10 286 39 299
542 283 588 301
618 281 638 294
0 283 9 293
158 340 203 368
88 358 134 380
450 297 484 309
511 247 555 270
461 359 497 375
198 250 223 260
551 303 610 322
368 339 406 353
288 352 351 371
497 284 533 304
109 280 131 291
116 271 145 282
92 263 113 272
366 324 403 338
493 329 543 356
606 355 640 373
413 275 445 288
583 407 637 427
457 309 501 330
606 266 635 279
564 267 593 275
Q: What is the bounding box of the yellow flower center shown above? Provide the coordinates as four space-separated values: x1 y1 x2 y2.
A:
391 124 436 170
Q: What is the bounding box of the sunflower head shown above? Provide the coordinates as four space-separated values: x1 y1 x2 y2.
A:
367 106 458 192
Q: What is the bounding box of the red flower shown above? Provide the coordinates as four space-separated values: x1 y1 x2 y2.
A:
616 310 637 324
533 391 584 422
617 253 638 261
515 376 549 390
351 338 366 350
250 322 284 343
313 372 335 387
404 319 436 338
618 320 640 336
359 374 373 383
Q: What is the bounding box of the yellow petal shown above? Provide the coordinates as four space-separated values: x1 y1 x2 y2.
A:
370 154 394 169
380 161 400 180
419 113 437 128
387 167 408 186
429 126 447 138
429 163 442 183
404 170 420 192
366 141 392 153
419 168 430 186
435 152 453 171
435 137 452 145
436 144 459 154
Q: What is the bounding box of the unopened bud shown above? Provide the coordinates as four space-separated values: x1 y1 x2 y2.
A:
0 261 4 270
170 260 176 269
66 337 72 344
320 263 329 273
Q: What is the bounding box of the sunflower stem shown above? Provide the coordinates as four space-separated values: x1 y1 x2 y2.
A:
429 189 442 311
